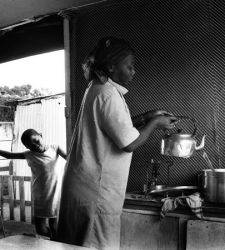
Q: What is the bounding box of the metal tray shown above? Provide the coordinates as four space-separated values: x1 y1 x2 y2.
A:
126 185 199 201
148 185 198 194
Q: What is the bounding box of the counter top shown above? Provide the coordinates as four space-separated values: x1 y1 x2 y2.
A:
0 235 90 250
124 193 225 221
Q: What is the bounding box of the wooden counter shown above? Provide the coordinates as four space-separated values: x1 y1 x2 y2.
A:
124 193 225 221
120 194 225 250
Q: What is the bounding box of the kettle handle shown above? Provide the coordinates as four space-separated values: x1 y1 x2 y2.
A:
176 115 197 137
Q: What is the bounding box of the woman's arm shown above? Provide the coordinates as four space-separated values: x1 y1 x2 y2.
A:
132 110 174 128
57 147 67 160
0 150 25 159
123 115 177 152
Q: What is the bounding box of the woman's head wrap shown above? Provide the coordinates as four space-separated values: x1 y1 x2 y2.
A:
21 129 40 146
82 37 134 82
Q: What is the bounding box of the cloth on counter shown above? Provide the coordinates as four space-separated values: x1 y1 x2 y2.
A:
186 193 204 219
160 192 204 219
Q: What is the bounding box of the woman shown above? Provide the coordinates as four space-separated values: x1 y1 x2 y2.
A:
57 37 177 249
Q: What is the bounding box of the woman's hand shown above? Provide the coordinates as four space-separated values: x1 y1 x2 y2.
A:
152 115 178 130
124 111 178 152
144 110 173 121
132 110 178 129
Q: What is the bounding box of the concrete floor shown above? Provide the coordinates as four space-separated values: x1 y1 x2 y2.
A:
2 220 36 238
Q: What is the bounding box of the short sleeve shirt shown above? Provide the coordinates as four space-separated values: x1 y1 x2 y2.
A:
66 78 140 214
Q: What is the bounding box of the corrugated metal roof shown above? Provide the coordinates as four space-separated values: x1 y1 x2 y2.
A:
6 93 65 107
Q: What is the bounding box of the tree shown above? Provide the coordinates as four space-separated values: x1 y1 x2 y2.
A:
0 85 52 121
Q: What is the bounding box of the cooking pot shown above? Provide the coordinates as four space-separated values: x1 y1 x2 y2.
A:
198 169 225 203
161 116 205 158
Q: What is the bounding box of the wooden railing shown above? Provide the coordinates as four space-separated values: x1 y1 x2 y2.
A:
0 175 34 223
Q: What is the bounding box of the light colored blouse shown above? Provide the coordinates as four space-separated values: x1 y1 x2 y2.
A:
67 78 140 213
58 79 140 249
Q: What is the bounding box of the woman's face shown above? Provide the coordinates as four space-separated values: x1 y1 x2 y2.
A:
109 54 135 86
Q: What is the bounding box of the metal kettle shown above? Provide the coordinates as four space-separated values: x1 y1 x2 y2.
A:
161 116 205 158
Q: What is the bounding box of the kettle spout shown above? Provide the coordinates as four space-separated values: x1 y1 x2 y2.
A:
195 134 206 151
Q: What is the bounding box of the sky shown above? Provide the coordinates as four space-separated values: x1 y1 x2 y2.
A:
0 50 65 95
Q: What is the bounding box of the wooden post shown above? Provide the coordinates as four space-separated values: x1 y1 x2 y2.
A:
19 177 25 222
30 180 34 224
0 176 3 218
60 11 74 153
8 175 14 220
0 177 6 237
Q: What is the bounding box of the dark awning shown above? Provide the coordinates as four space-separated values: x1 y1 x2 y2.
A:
0 15 64 64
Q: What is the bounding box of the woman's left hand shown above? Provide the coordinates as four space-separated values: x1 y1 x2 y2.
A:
144 110 174 121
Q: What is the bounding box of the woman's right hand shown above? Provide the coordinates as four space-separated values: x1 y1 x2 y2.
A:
152 115 178 130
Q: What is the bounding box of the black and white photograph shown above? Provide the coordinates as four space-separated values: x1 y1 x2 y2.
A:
0 0 225 249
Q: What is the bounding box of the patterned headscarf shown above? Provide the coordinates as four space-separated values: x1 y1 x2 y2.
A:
82 37 134 82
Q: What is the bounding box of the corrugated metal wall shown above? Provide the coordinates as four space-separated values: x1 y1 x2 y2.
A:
68 0 225 192
0 122 13 174
12 94 66 200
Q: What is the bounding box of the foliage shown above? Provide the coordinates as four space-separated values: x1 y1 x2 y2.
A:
0 84 52 121
0 106 14 121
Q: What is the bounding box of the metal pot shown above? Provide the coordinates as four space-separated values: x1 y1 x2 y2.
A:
161 116 205 158
199 169 225 203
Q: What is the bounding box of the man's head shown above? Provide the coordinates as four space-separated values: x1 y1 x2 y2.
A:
21 129 45 153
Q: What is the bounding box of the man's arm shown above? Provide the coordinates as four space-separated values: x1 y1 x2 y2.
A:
0 150 26 159
57 147 67 160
